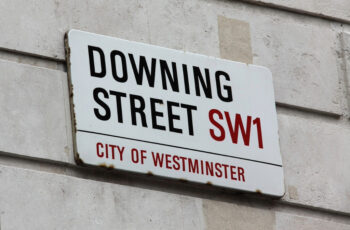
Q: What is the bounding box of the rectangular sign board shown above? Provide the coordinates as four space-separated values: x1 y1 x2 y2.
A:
66 29 284 197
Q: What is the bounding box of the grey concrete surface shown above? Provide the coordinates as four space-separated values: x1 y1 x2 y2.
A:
0 165 205 230
242 0 350 23
0 60 73 164
342 32 350 115
278 112 350 213
0 29 350 213
0 0 350 228
275 212 350 230
0 0 150 59
151 0 344 114
0 0 345 114
203 199 275 230
0 164 349 230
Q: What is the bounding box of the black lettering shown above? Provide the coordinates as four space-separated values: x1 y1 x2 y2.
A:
109 90 126 123
129 54 156 87
88 46 106 78
180 103 197 136
193 66 212 99
215 71 233 102
130 94 147 127
167 101 182 133
150 98 166 131
110 50 128 82
160 60 179 92
182 64 190 94
93 88 110 120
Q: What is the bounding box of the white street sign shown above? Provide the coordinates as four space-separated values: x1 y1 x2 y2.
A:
66 29 284 197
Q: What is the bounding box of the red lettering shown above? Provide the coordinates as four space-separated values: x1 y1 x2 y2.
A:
238 167 245 182
209 109 225 141
152 152 164 168
117 146 125 161
205 161 214 176
179 156 187 171
165 154 172 169
214 163 222 178
109 144 116 159
96 142 104 157
173 155 180 170
253 118 264 149
225 112 251 146
131 148 139 163
140 150 147 164
105 143 109 158
188 158 199 174
230 166 237 180
222 164 229 179
200 160 204 174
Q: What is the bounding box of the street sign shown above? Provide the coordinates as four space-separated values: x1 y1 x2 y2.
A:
66 29 284 197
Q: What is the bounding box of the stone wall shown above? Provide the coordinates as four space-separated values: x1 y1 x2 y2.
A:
0 0 350 229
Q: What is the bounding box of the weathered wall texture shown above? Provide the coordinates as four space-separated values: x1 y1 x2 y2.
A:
0 0 350 229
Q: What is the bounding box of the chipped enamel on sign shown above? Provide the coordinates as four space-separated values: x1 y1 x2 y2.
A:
66 29 284 197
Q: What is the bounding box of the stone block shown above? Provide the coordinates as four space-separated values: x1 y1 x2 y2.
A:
242 0 350 23
0 0 343 114
203 199 275 230
278 112 350 213
147 0 343 114
203 198 350 230
145 0 220 57
0 0 150 59
0 165 204 230
0 60 73 163
342 32 350 114
276 212 350 230
0 1 349 216
250 16 343 115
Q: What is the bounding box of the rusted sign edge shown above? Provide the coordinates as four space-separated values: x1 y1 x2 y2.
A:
64 31 85 166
